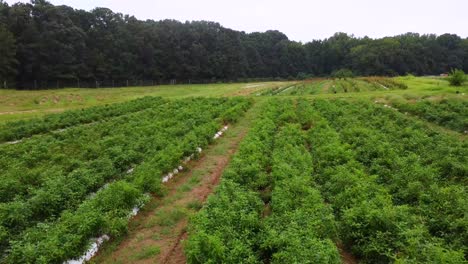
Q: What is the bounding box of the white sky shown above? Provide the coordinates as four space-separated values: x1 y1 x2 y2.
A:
4 0 468 42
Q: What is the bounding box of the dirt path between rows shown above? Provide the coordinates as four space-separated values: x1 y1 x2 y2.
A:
92 112 253 263
337 243 358 264
159 138 243 264
322 80 333 93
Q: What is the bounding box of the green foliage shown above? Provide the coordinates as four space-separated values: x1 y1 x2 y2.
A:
0 96 165 142
0 25 17 83
310 99 467 262
187 100 341 263
185 181 264 264
266 77 409 96
1 2 467 88
391 98 467 133
131 245 160 260
154 207 187 227
186 200 203 211
447 69 467 86
0 97 251 262
361 76 408 89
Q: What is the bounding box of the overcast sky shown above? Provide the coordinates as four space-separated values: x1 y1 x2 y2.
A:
4 0 468 42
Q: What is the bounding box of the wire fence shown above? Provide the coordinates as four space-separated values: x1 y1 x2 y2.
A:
2 77 287 90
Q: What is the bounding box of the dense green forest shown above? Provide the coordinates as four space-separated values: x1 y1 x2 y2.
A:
1 0 468 89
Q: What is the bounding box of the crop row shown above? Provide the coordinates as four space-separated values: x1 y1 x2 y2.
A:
0 96 167 143
186 99 341 263
311 99 467 261
360 77 408 90
259 84 297 96
265 78 408 96
1 97 252 263
300 99 464 263
186 98 466 263
185 100 284 263
390 98 467 133
0 98 237 203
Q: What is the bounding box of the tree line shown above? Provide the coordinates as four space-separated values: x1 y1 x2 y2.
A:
1 0 467 89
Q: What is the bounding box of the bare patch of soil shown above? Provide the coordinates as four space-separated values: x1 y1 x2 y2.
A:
337 243 358 264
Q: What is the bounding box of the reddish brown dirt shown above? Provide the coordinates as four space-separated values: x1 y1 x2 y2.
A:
337 243 358 264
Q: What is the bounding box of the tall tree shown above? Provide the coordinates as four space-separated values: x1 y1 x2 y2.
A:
0 25 17 84
0 0 467 88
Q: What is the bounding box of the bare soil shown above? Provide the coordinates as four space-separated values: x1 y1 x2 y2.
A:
337 243 358 264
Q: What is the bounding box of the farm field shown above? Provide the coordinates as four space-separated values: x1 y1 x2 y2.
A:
0 82 285 123
0 76 466 264
1 76 464 124
185 98 467 263
0 96 252 263
260 77 408 96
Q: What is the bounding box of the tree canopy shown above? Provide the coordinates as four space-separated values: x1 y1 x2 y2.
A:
0 0 467 89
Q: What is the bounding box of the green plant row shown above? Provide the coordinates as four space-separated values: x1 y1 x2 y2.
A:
310 99 467 261
185 99 288 263
267 77 407 96
390 98 468 133
261 123 340 263
0 98 237 205
283 80 328 95
0 96 167 143
0 97 252 263
260 84 297 96
187 98 466 263
186 99 340 263
360 77 408 90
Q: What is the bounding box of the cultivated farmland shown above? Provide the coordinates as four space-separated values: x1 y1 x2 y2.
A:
0 77 466 264
260 77 408 96
185 98 467 263
0 97 252 263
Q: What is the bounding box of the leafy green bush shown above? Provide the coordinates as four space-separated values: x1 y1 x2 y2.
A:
307 99 466 262
391 99 468 133
447 69 467 86
185 180 264 264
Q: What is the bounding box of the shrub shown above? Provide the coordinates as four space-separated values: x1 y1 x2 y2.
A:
447 69 466 86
